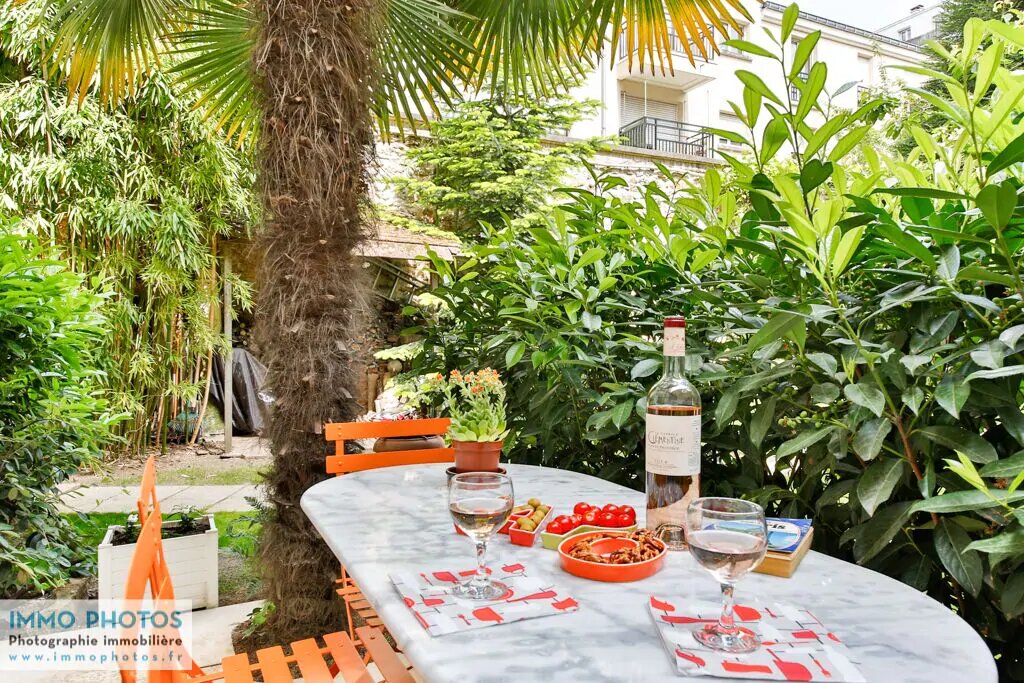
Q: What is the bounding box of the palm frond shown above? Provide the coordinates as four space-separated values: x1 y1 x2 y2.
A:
596 0 751 75
171 0 258 146
47 0 185 106
453 0 596 99
373 0 477 137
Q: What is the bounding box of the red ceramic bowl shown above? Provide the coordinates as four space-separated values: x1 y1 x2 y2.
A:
557 530 666 582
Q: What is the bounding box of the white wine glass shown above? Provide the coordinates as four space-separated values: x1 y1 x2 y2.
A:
685 497 768 653
448 472 514 600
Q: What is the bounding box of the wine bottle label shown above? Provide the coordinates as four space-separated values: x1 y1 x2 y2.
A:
645 414 701 476
663 327 686 357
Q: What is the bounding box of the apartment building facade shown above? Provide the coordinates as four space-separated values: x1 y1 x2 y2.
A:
561 0 929 167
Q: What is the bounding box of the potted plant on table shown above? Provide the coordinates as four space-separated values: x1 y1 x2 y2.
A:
438 368 509 473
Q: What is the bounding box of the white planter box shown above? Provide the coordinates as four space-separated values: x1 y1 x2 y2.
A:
98 514 219 609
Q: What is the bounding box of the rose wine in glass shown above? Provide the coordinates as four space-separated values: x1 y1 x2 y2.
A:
685 497 768 653
448 472 514 601
645 316 702 550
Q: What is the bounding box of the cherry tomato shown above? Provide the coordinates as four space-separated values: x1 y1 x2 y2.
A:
573 502 592 516
616 512 633 528
601 504 620 515
547 520 567 535
569 514 583 528
553 515 571 525
597 511 617 527
582 510 599 525
619 505 636 522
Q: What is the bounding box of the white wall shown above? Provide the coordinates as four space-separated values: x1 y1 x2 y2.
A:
565 0 929 151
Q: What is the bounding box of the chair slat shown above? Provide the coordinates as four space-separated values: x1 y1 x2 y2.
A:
356 627 414 683
220 653 255 683
326 448 454 475
322 631 374 683
254 646 292 682
290 638 333 683
324 418 450 441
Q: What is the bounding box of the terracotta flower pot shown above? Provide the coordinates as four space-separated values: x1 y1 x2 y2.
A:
452 440 503 473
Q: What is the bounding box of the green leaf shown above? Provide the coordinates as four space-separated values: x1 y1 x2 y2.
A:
844 382 885 417
965 528 1024 554
872 187 969 200
911 489 1024 513
852 417 891 461
505 341 526 367
610 399 635 429
799 159 833 195
573 247 606 271
748 312 803 352
1002 572 1024 618
737 70 784 106
831 225 864 279
853 502 912 563
789 31 821 80
810 382 840 404
980 451 1024 478
716 388 740 428
966 365 1024 382
760 116 790 164
934 519 983 598
935 375 970 418
874 224 935 268
987 131 1024 176
999 324 1024 349
795 62 827 121
582 311 602 331
902 387 924 415
781 3 799 42
916 426 997 464
976 181 1017 230
936 245 960 280
857 458 906 516
630 358 660 380
806 352 838 377
777 426 835 457
750 397 777 448
725 39 777 60
969 340 1006 370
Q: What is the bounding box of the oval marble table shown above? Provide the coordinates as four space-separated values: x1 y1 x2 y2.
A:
301 464 996 683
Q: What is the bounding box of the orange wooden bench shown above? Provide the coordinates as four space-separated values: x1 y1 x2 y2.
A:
324 418 452 641
122 456 413 683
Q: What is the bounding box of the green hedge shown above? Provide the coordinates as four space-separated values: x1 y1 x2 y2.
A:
418 17 1024 679
0 234 115 595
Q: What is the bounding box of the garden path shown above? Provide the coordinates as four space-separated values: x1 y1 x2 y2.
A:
58 483 262 513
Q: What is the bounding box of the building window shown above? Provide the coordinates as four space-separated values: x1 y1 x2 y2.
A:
898 27 911 41
790 38 811 102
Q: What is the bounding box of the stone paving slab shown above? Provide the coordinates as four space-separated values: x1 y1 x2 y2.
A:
59 485 262 514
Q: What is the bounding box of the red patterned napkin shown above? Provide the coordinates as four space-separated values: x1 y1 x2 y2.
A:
649 596 865 682
390 563 578 636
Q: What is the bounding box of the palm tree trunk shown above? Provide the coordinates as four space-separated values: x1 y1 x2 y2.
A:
252 0 378 642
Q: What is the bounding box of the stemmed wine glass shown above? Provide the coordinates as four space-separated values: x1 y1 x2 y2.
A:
684 497 768 653
448 472 514 600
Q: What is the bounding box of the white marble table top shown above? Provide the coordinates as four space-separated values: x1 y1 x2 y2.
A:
300 463 996 683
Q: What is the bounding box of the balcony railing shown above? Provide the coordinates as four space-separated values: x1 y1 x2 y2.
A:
618 117 715 158
618 26 717 64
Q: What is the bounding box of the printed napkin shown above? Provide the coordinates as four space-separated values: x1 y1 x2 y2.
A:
649 596 865 682
390 562 578 636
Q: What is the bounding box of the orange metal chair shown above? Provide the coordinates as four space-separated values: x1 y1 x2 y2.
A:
121 456 413 683
323 418 452 641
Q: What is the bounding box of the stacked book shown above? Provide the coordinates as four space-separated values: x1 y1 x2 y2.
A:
755 518 813 578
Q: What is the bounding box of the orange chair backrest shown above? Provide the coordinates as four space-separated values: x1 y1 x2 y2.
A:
137 455 159 524
324 417 454 475
120 460 203 683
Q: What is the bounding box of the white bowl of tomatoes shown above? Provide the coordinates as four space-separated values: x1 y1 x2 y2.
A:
540 502 638 550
